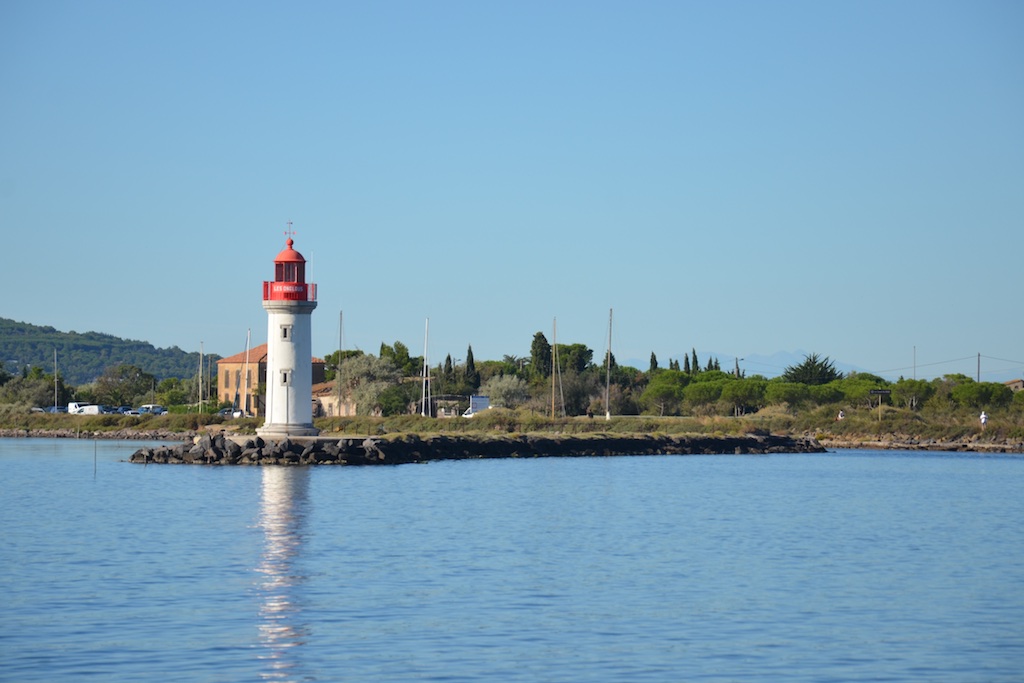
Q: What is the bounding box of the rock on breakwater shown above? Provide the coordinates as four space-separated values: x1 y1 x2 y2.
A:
130 432 825 466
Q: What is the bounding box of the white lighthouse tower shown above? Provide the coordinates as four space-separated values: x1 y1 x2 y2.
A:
257 233 320 439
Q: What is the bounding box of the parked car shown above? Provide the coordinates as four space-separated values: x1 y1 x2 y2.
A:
123 409 141 416
138 404 166 415
43 406 68 413
115 406 133 414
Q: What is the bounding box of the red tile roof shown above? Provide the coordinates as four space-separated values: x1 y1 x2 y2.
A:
217 344 269 365
217 343 325 365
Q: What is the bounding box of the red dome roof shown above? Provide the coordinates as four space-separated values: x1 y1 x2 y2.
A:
274 238 306 263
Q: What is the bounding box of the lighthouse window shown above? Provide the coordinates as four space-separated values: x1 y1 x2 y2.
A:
281 370 291 385
281 324 292 341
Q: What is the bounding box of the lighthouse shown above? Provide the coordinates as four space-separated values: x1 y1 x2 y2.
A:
257 233 319 439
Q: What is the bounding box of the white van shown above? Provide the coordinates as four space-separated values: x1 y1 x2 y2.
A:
68 402 102 415
462 395 491 417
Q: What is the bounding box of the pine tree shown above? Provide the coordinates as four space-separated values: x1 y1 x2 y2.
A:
781 353 843 385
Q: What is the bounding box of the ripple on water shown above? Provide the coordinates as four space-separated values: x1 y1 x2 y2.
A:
2 443 1023 681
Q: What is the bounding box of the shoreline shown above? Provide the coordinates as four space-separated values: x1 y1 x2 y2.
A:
2 428 1021 456
816 436 1024 454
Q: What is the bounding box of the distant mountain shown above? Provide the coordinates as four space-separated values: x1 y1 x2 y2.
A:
0 318 217 385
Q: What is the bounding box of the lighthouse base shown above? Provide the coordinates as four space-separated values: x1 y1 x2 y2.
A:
257 422 321 439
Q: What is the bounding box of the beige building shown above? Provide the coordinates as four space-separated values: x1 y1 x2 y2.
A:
217 343 326 417
1006 379 1024 393
313 381 359 417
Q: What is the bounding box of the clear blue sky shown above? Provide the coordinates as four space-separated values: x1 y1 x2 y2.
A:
2 1 1021 381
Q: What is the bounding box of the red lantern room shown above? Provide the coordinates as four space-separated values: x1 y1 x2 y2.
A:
263 237 317 302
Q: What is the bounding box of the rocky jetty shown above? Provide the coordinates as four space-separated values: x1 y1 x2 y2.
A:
129 432 825 466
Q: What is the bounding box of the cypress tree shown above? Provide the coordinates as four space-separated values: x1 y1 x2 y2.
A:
465 345 480 391
530 332 552 379
649 352 658 374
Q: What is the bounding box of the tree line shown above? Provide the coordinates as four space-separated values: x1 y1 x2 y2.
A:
1 321 1020 420
322 338 1023 418
0 360 212 411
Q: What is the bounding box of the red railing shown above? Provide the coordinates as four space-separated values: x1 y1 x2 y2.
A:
263 281 317 301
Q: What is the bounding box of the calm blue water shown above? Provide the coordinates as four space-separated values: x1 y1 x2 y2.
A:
1 438 1022 682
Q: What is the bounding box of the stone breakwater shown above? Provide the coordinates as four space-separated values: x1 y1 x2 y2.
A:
130 432 826 466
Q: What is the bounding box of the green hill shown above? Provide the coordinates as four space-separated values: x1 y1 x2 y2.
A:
0 318 218 385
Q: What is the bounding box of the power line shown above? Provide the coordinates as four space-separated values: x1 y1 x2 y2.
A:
981 354 1024 365
869 354 1022 380
870 356 976 375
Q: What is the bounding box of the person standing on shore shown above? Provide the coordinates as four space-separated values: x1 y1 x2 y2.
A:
980 411 988 430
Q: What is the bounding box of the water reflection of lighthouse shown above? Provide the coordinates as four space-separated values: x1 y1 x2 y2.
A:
256 466 310 680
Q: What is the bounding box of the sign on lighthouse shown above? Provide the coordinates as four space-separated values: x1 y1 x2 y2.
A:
257 231 320 438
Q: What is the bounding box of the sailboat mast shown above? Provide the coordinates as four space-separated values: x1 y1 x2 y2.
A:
605 308 612 420
421 318 430 417
199 342 204 414
242 329 251 415
551 318 556 419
